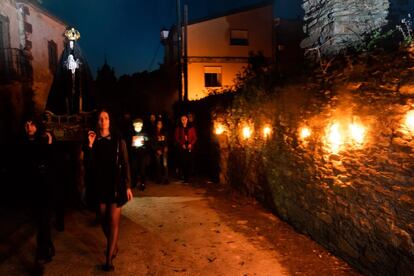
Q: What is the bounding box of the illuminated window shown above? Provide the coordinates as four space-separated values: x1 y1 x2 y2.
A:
204 66 222 87
230 29 248 46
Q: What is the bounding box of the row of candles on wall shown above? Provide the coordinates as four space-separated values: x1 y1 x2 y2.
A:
214 110 414 153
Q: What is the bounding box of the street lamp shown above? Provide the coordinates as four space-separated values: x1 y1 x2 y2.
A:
160 29 169 44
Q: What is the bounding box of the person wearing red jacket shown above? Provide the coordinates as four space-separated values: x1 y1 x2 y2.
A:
174 114 197 182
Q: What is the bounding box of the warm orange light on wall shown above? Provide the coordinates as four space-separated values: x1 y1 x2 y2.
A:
242 126 253 139
405 110 414 132
349 123 366 145
263 126 272 139
327 123 343 153
300 127 311 140
215 123 225 135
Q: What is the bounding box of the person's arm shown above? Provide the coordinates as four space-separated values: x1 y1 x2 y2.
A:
163 131 168 153
121 139 133 201
120 139 131 189
150 133 158 151
88 131 96 148
189 127 197 147
45 132 53 145
120 138 133 201
174 127 180 145
82 132 95 166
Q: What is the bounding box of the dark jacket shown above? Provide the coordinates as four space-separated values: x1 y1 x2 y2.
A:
21 133 54 207
152 129 168 152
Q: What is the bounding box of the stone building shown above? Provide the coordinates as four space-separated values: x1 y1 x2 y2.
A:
0 0 66 142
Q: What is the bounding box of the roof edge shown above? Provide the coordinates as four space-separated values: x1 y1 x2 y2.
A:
188 0 273 26
16 0 68 28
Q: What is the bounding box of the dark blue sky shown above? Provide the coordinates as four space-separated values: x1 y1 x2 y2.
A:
40 0 303 77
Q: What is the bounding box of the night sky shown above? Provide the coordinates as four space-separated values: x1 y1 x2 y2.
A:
39 0 303 77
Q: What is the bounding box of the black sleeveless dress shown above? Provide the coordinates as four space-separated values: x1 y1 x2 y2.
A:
93 137 117 204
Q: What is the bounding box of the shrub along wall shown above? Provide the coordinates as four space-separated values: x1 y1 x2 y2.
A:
214 49 414 276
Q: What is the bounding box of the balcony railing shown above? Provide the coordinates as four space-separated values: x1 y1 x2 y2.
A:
0 48 32 83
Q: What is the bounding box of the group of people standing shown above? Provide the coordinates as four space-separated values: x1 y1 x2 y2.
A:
21 109 197 271
121 112 198 190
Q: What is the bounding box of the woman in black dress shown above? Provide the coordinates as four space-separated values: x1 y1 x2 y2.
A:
84 109 133 271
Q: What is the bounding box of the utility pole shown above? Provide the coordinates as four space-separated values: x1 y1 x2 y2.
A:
183 4 188 102
176 0 183 102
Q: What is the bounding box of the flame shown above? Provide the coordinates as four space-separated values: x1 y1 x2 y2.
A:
405 110 414 132
263 126 272 139
327 123 342 153
349 123 365 145
300 127 311 140
215 124 225 135
242 126 252 139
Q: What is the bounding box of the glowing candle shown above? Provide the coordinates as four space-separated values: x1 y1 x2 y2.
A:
349 123 365 145
215 124 225 135
263 126 272 139
405 110 414 132
242 126 252 139
327 123 342 153
300 127 311 140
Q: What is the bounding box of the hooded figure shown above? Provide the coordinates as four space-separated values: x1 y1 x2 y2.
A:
46 28 94 115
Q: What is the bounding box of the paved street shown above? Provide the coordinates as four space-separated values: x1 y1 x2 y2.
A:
0 181 359 275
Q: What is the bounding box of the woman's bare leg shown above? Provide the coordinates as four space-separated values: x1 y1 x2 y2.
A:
99 203 109 239
106 204 121 266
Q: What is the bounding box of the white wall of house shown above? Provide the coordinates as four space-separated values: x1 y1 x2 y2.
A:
187 62 246 100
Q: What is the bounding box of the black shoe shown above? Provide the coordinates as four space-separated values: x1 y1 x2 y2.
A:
49 244 55 258
112 245 118 260
101 263 115 272
35 249 53 264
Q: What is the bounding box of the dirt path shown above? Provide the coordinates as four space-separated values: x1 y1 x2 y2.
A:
0 181 359 275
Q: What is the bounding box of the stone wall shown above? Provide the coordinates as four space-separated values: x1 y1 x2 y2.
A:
215 49 414 275
301 0 390 55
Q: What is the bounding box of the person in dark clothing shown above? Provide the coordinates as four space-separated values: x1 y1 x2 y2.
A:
151 119 169 184
83 109 133 271
130 118 150 190
146 113 157 136
174 114 197 183
21 116 55 264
